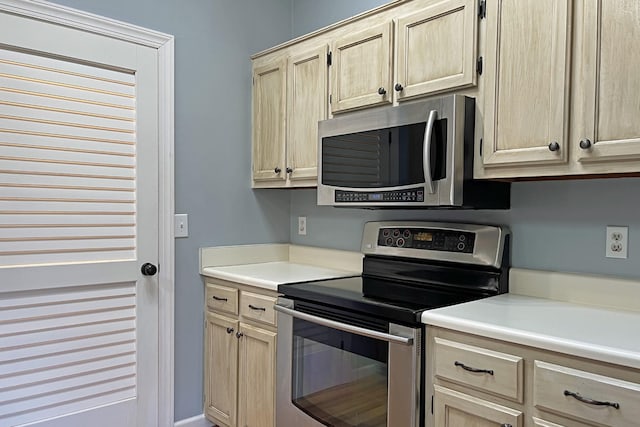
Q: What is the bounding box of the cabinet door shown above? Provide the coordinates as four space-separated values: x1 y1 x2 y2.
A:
482 0 571 172
573 1 640 169
286 45 328 183
434 385 523 427
396 0 477 101
237 323 276 427
330 21 393 113
252 59 286 183
204 312 239 427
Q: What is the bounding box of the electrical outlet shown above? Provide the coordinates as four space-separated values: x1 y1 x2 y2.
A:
175 214 189 238
606 226 628 259
298 216 307 236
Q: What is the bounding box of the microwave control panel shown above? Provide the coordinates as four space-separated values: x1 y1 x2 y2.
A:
335 187 425 203
377 228 475 253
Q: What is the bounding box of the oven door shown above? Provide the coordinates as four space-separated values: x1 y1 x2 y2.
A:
275 298 420 427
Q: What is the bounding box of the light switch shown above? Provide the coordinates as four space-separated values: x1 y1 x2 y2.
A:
175 214 189 238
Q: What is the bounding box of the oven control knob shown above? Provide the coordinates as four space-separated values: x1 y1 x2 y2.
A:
457 242 465 251
383 229 390 237
385 237 393 246
396 238 405 247
403 230 411 238
392 229 400 237
459 234 466 242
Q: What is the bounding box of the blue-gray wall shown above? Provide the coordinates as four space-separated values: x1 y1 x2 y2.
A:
290 0 640 281
49 0 293 421
291 0 389 37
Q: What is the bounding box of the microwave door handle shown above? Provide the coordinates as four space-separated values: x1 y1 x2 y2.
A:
274 304 413 346
423 110 438 194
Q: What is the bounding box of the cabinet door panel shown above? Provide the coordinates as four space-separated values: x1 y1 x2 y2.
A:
287 45 327 182
483 0 571 169
252 60 286 183
331 22 393 113
396 0 477 101
238 323 276 427
205 312 239 427
434 385 523 427
574 0 640 166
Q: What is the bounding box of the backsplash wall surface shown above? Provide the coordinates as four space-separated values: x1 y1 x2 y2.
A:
290 178 640 279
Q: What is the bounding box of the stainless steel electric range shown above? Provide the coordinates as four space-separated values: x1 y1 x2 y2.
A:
274 221 510 427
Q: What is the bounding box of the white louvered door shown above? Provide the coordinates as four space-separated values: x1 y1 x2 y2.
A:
0 10 159 427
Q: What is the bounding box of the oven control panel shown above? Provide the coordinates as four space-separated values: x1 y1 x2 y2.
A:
377 228 475 253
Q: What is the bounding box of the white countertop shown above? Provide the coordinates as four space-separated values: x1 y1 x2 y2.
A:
422 294 640 370
201 261 358 291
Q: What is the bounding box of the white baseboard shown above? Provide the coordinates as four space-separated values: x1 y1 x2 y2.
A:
174 414 211 427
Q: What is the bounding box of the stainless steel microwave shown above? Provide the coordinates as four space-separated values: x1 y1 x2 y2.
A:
317 95 510 208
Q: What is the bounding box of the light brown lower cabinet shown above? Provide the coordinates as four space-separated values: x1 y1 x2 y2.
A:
203 279 277 427
427 326 640 427
434 385 523 427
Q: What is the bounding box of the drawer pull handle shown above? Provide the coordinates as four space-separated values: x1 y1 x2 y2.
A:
454 361 494 375
248 304 266 311
564 390 620 409
211 295 228 302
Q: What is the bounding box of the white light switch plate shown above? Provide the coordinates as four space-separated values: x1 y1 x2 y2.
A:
175 214 189 238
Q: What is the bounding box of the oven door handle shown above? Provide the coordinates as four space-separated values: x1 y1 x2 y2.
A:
274 304 414 346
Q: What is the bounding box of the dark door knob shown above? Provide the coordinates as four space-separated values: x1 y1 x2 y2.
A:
548 141 560 152
394 83 404 92
579 139 592 149
274 167 281 174
141 263 157 276
377 87 386 95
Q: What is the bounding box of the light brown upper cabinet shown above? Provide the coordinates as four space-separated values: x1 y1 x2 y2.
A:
480 0 640 178
482 0 572 172
286 46 328 183
330 0 479 114
252 59 286 184
572 0 640 173
252 46 327 188
330 22 393 113
395 0 478 102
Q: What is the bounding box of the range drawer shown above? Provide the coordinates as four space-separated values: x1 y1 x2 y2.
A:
534 361 640 427
240 291 277 326
205 282 238 315
434 337 524 402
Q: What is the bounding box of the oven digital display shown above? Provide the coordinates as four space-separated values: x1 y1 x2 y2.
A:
414 232 433 242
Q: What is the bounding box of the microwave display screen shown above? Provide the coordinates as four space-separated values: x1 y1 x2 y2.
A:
321 120 446 188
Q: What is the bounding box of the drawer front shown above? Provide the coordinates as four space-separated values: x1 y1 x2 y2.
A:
205 283 238 315
434 337 523 402
240 291 277 326
534 361 640 427
434 385 523 427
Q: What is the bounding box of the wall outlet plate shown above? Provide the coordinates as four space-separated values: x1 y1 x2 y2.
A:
606 226 628 259
298 216 307 236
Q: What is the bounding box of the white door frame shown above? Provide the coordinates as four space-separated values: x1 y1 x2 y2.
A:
0 0 176 425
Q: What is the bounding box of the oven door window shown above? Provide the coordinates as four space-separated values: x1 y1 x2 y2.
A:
291 317 388 427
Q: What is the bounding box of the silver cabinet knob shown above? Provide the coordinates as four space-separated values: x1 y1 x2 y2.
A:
548 141 560 152
579 139 592 149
